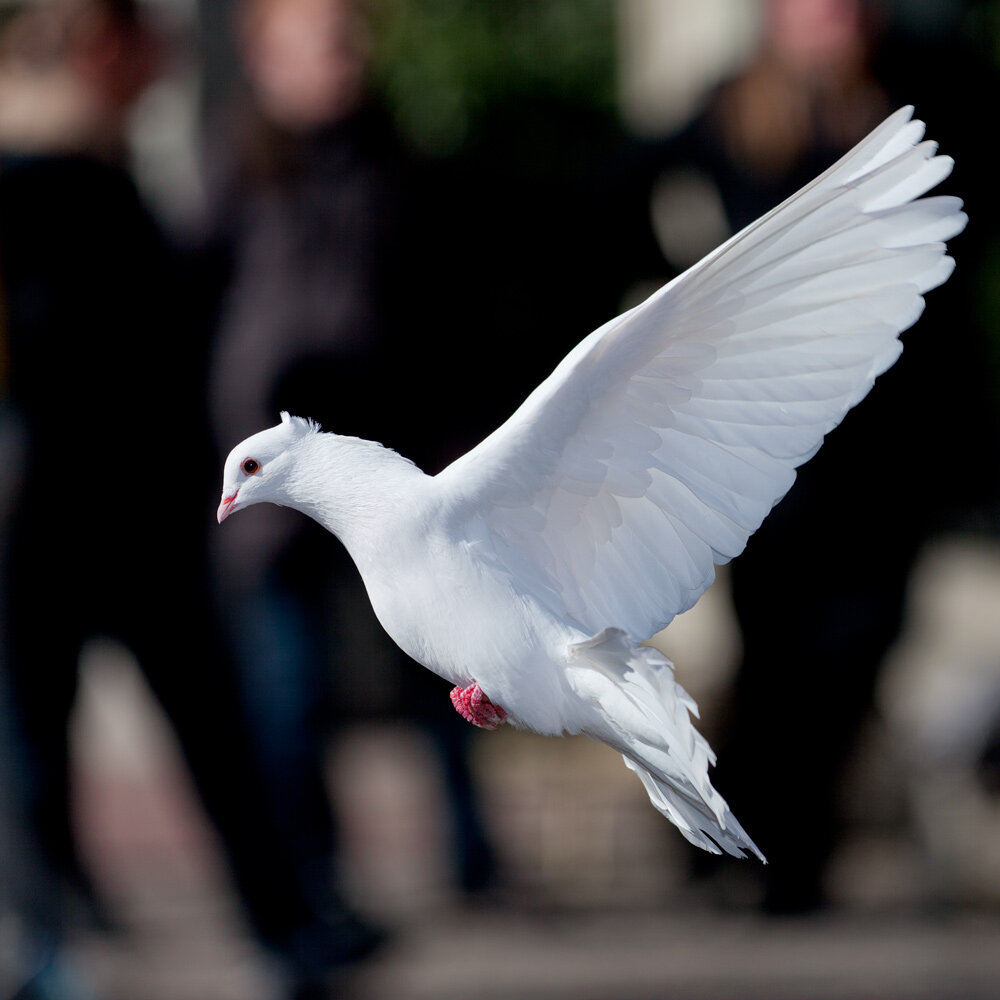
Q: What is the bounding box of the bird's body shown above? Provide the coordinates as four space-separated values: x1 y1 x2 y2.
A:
245 430 587 731
217 108 965 861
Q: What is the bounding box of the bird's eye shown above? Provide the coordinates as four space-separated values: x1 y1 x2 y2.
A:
241 457 261 476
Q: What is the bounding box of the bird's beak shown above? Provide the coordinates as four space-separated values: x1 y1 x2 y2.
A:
217 490 239 523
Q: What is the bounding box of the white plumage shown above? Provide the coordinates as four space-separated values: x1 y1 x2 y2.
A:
216 108 965 861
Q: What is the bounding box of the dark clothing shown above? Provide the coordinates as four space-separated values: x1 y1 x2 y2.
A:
0 151 320 951
207 106 413 445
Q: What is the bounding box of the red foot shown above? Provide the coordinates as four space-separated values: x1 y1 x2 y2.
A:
450 682 507 730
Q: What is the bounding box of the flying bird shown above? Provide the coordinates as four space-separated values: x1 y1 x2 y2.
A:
217 107 965 861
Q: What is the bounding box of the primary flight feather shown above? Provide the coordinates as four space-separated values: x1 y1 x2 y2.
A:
217 107 965 860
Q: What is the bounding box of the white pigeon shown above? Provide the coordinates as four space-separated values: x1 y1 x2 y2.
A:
217 107 965 861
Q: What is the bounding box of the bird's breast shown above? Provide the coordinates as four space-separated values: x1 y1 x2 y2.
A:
356 531 574 734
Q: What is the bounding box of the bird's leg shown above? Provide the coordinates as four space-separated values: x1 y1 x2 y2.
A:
450 682 508 730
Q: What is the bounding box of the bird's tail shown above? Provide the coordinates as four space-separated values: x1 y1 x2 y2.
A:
567 627 765 861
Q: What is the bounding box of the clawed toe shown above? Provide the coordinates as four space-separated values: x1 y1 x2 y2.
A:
450 682 508 730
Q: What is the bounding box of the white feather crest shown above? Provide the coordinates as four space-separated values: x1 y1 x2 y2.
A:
280 411 322 438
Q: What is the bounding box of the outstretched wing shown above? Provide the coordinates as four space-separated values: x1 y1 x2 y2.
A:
435 107 966 641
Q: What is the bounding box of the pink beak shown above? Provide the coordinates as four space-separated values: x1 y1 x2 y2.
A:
217 491 238 523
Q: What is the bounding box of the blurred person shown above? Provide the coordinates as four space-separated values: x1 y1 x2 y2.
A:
0 1 175 984
0 2 373 995
646 0 997 913
202 0 498 948
0 0 162 160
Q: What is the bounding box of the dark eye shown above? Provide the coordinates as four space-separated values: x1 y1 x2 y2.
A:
241 457 261 476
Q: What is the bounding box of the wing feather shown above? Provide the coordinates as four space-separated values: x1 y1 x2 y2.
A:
435 107 966 639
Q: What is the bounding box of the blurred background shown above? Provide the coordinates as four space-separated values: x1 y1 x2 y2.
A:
2 0 1000 997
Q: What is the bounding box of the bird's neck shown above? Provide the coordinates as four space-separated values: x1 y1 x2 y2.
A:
284 432 430 556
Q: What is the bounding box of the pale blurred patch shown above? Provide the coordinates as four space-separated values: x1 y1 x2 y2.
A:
879 536 1000 906
617 0 758 135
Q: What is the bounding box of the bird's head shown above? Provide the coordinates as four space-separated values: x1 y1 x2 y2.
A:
217 411 320 523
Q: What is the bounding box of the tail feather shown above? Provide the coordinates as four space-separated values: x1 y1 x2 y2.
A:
568 627 766 862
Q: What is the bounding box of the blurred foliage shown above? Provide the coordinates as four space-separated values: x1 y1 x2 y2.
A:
367 0 616 157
